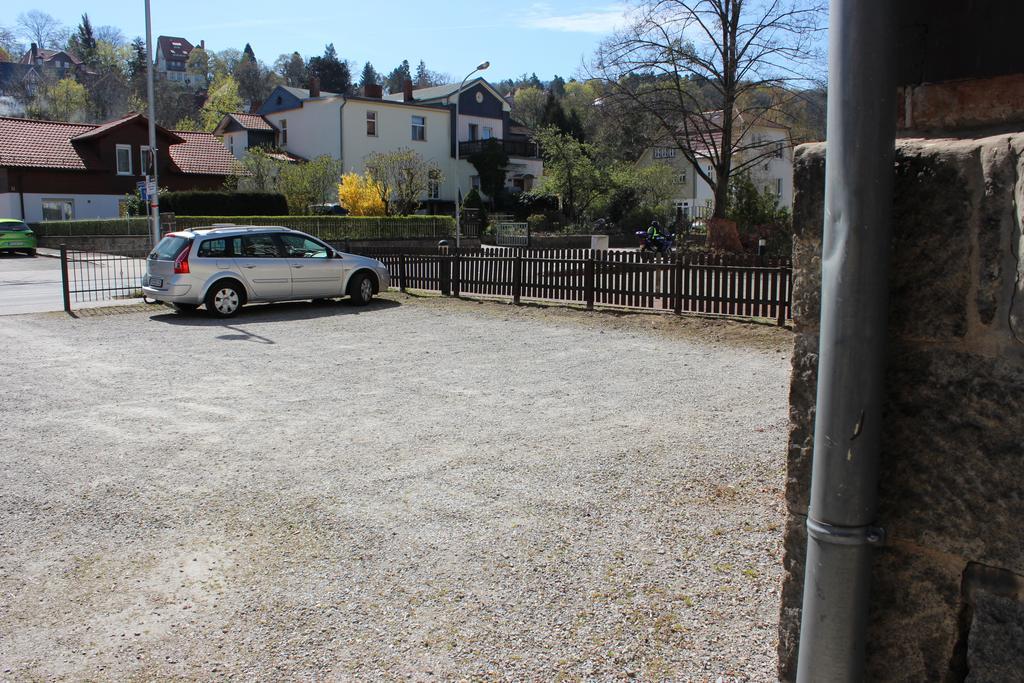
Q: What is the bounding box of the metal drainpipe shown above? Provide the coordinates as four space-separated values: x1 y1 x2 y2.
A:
795 1 898 681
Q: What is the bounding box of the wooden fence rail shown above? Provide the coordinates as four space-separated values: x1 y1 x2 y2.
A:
354 247 792 324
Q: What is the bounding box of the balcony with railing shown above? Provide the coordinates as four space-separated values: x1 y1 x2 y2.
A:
459 138 540 159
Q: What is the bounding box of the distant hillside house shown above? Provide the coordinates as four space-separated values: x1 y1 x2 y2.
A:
0 113 236 221
3 44 93 97
18 43 83 72
636 112 794 219
155 36 206 89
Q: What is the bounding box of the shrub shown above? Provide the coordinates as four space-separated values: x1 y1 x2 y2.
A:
173 215 455 241
160 191 288 216
338 173 386 216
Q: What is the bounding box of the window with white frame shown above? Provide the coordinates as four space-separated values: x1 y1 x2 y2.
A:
366 111 377 136
678 167 688 184
115 144 132 175
653 147 676 159
411 115 425 141
482 126 493 140
280 119 288 145
140 146 152 175
427 169 441 199
774 141 784 158
42 199 74 221
227 136 234 153
776 178 783 198
468 123 478 141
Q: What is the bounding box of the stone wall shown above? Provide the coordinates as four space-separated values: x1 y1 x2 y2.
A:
779 135 1024 681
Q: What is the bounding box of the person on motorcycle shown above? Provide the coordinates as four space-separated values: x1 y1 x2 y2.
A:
647 220 665 248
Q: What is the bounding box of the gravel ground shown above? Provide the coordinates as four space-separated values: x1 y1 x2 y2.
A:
0 293 792 681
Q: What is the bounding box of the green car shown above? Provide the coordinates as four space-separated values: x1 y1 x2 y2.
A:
0 219 36 256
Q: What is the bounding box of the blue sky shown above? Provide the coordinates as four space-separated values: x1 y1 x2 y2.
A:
2 1 632 83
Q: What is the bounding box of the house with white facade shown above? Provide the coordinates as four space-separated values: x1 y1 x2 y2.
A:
155 36 206 89
384 79 543 195
219 78 542 208
637 114 793 220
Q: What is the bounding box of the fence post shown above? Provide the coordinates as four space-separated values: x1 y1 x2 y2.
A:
60 244 72 314
440 256 451 296
777 266 790 326
584 255 595 311
513 252 522 305
399 253 407 293
452 251 461 298
673 255 684 315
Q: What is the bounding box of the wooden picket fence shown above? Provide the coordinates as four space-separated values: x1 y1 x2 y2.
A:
351 247 792 324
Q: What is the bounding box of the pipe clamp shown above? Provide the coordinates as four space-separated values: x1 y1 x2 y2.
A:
806 518 886 546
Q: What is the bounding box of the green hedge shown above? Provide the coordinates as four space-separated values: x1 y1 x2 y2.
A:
30 215 460 240
30 218 151 237
174 215 458 240
160 191 288 216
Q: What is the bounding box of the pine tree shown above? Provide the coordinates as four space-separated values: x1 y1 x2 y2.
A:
359 61 378 88
68 13 97 64
306 43 350 94
242 43 255 62
383 59 411 94
414 60 429 87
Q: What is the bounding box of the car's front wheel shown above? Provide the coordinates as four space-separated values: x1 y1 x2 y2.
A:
348 273 374 306
205 281 245 317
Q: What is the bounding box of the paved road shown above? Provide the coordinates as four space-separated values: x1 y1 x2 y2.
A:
0 250 143 315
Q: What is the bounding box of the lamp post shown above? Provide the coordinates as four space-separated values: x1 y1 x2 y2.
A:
454 61 489 249
144 0 160 247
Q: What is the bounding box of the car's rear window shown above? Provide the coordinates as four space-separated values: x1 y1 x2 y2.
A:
0 221 30 232
197 238 230 257
150 235 192 260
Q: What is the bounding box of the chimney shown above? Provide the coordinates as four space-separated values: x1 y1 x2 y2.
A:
363 83 383 99
403 79 414 102
30 43 38 63
309 77 320 98
200 40 205 50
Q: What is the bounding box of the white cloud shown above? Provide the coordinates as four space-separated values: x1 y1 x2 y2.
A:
519 3 629 33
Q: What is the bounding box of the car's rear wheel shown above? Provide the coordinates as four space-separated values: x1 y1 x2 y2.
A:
348 273 374 306
172 302 199 314
206 281 245 317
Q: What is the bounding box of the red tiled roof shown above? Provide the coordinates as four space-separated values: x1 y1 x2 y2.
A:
167 130 238 175
72 112 183 143
229 112 272 131
0 116 236 176
157 36 194 61
0 116 95 169
19 47 82 66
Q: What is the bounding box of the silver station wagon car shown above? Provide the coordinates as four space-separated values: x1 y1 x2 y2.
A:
141 226 390 317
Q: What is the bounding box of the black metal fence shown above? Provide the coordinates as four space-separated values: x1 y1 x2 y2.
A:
59 245 148 313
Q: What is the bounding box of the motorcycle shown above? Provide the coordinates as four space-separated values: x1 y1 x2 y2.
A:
635 229 676 256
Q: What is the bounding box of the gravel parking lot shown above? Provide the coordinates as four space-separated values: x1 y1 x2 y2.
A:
0 293 792 681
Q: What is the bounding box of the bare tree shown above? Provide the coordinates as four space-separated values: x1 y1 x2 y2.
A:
16 10 64 49
591 0 825 218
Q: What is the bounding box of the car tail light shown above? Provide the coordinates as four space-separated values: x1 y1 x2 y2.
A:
174 247 190 274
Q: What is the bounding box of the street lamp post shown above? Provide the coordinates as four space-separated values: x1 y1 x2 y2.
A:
454 61 489 249
144 0 160 247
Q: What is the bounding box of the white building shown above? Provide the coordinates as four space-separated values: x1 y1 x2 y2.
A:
224 78 542 206
638 115 794 220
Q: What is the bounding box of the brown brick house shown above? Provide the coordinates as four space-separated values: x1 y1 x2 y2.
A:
0 112 235 221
